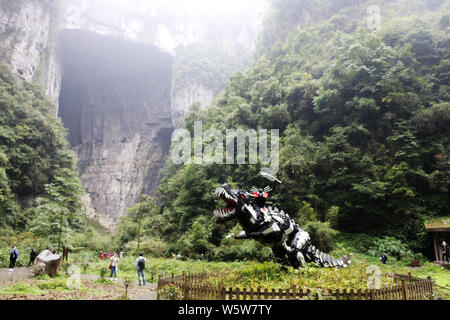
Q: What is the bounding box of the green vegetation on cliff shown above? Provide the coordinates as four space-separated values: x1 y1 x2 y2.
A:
119 0 449 262
0 64 84 248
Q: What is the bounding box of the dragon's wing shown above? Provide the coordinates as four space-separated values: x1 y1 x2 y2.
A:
260 171 282 184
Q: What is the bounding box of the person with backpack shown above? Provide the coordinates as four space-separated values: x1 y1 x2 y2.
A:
136 253 146 286
9 246 19 277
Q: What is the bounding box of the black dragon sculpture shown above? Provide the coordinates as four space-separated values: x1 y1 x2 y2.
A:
213 173 351 268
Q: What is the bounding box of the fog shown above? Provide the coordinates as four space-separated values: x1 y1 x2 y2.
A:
64 0 269 53
64 0 268 25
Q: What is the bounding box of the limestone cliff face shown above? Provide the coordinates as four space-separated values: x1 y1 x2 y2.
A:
170 81 215 128
59 30 173 227
0 0 61 106
0 0 266 228
56 1 266 227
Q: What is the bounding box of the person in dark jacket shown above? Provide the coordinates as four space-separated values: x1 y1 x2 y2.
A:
380 252 388 264
28 248 37 267
9 246 19 277
441 241 448 263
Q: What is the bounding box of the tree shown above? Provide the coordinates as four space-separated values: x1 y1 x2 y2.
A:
127 195 158 251
29 169 84 253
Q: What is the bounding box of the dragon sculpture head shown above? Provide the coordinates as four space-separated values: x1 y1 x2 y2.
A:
213 183 268 228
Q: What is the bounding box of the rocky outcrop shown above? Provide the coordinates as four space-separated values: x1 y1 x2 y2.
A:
0 0 62 106
171 81 215 128
33 250 63 277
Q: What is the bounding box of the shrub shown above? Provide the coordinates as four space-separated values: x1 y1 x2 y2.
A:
75 252 93 273
37 279 69 290
239 261 289 283
124 238 169 257
99 267 107 280
159 283 184 300
212 239 272 262
304 221 339 253
367 237 414 261
122 276 134 299
336 233 379 253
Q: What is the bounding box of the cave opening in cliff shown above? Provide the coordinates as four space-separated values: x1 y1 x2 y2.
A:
58 29 173 148
58 29 174 226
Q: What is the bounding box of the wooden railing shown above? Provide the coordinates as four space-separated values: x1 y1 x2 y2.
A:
157 272 434 300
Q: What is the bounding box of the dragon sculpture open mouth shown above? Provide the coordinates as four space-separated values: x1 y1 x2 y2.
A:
213 175 351 269
213 184 238 220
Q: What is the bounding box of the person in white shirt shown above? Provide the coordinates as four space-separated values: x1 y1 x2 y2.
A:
110 253 119 280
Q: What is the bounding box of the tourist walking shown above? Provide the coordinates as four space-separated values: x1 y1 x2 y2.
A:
63 247 69 261
110 253 119 281
136 253 146 286
28 248 37 267
441 241 448 263
100 251 104 260
9 246 19 278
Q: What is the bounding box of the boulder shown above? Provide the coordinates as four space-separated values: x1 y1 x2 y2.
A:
33 250 63 276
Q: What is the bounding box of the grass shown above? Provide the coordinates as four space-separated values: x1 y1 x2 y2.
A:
71 252 449 299
94 278 114 285
0 282 46 295
200 260 397 290
1 246 447 300
78 255 246 283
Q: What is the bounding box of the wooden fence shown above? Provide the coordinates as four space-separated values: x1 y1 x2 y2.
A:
157 272 434 301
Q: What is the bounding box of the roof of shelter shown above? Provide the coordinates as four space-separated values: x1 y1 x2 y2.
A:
425 217 450 232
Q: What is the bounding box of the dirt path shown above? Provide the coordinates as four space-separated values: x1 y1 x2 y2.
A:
78 274 157 300
0 268 34 281
132 283 157 300
0 268 157 300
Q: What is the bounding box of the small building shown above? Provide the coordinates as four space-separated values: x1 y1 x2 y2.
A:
425 217 450 265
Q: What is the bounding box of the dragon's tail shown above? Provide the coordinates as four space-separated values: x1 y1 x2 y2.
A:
305 244 352 268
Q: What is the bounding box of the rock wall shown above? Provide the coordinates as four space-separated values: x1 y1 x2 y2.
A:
0 0 267 228
57 1 266 227
59 30 173 227
0 0 62 106
170 81 215 128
